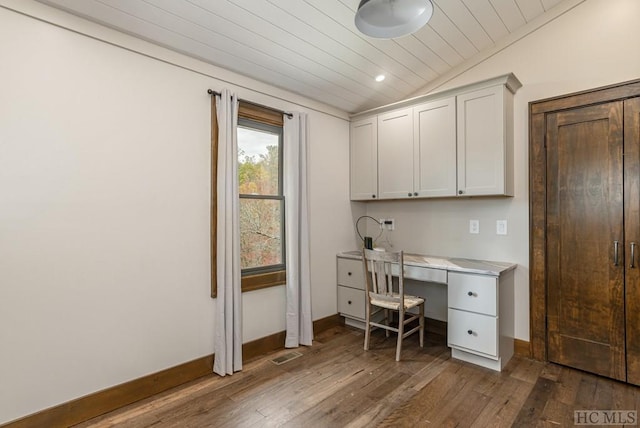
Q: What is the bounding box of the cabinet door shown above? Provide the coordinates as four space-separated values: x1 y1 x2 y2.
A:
413 97 457 197
350 116 378 200
457 85 512 196
377 108 414 199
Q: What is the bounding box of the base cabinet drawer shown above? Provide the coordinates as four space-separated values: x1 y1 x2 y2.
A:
337 258 365 289
448 272 497 315
338 286 365 320
448 308 498 357
393 264 447 284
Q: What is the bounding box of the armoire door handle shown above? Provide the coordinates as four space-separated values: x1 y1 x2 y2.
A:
631 242 636 268
614 241 620 266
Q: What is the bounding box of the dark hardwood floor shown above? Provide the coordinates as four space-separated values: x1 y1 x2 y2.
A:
76 324 640 427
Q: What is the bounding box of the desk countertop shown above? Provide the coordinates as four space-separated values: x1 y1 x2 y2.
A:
338 250 516 277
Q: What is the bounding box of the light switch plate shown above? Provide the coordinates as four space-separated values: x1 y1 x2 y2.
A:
496 220 508 235
469 219 480 234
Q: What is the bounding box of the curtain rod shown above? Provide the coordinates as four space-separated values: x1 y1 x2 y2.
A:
207 89 293 119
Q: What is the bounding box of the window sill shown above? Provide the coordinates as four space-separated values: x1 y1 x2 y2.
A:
242 270 286 293
211 270 286 298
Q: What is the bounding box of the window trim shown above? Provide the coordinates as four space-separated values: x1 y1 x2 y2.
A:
210 99 218 298
211 100 286 298
239 101 284 128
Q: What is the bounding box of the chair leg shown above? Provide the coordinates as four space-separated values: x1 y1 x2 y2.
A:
396 309 404 361
364 304 371 351
384 309 390 337
419 303 425 348
364 324 370 351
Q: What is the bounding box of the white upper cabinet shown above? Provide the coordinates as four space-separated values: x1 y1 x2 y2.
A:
349 74 521 201
413 97 457 197
350 116 378 200
377 108 414 199
457 84 514 196
378 99 457 200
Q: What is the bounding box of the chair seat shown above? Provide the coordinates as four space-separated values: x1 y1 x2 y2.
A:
370 292 424 311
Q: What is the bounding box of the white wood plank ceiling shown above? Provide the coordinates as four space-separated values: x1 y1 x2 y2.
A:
36 0 570 113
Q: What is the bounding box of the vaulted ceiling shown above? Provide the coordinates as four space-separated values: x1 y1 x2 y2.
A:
37 0 577 113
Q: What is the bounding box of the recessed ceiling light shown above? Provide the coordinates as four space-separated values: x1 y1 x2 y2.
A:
375 74 386 82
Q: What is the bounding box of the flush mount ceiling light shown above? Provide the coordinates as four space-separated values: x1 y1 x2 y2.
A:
355 0 433 39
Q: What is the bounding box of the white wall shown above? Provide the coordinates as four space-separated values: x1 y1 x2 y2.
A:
4 0 636 423
365 0 640 340
0 1 354 424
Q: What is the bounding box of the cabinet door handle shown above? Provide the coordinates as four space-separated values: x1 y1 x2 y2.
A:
372 194 376 198
458 190 464 195
467 330 473 335
347 272 352 276
408 193 412 197
467 291 473 297
614 240 620 266
632 242 637 269
413 192 418 196
347 300 352 305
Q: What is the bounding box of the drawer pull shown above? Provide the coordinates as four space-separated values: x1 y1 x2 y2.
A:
467 330 473 335
348 300 352 305
348 272 352 276
467 291 473 296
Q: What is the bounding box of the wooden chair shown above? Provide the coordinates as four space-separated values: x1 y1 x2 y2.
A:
362 249 425 361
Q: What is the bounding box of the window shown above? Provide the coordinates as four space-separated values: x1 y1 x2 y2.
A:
238 118 285 278
237 103 286 292
211 100 287 298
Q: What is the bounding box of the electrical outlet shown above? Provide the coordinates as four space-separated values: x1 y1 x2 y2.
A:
469 219 480 234
379 218 395 231
496 220 508 235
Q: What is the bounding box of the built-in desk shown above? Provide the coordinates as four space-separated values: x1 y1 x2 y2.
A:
337 251 516 371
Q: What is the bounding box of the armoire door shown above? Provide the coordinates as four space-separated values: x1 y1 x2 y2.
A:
625 97 640 385
546 101 626 381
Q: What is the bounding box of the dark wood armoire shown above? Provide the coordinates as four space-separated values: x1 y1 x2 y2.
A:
530 79 640 384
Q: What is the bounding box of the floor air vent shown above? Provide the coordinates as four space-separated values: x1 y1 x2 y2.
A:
271 351 302 365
